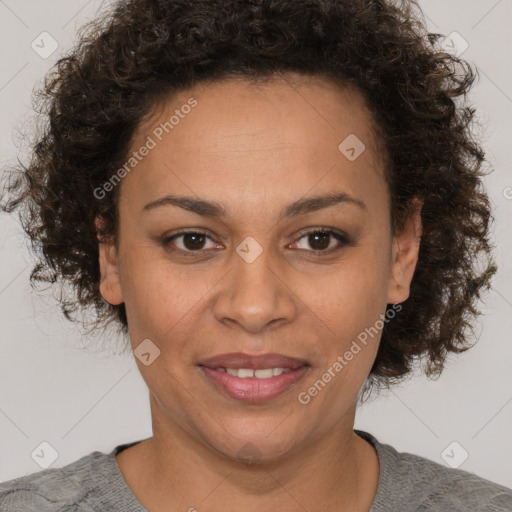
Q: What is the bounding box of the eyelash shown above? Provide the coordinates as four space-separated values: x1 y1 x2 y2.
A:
161 228 352 258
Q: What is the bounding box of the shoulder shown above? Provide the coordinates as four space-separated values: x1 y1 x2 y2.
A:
395 449 512 511
0 450 109 512
356 429 512 512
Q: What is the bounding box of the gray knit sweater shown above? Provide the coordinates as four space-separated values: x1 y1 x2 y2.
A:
1 430 511 511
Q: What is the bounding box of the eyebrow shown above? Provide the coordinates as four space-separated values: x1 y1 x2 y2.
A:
142 191 367 220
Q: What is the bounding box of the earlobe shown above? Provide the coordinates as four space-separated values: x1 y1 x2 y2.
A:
95 216 124 306
387 197 423 305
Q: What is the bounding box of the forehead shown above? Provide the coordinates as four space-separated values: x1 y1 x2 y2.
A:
140 72 380 155
121 73 387 217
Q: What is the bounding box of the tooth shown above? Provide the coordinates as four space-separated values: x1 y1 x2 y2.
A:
223 367 291 378
215 367 226 372
254 368 274 379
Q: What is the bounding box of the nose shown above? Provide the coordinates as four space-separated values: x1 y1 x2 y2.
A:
212 243 297 335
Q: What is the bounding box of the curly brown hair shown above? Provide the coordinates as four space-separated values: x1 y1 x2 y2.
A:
0 0 497 395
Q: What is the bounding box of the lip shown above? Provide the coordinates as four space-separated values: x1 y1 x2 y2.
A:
199 365 310 403
198 352 308 370
197 352 310 403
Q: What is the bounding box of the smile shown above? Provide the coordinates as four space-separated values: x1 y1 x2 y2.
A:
215 367 290 378
199 365 309 403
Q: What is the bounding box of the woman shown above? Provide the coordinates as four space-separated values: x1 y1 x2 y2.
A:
1 0 511 510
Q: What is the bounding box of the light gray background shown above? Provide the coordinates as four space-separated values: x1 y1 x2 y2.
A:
0 0 511 488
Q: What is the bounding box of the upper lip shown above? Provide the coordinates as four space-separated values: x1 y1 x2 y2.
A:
198 352 309 370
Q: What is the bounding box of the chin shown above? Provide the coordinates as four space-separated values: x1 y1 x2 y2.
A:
203 422 304 465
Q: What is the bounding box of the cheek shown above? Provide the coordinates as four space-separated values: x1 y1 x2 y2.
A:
304 248 390 340
295 258 388 412
119 247 199 341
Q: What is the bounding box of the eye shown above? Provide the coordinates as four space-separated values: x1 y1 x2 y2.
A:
290 229 351 253
162 230 219 254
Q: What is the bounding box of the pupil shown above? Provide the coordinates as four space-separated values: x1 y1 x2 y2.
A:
309 232 329 250
184 233 205 250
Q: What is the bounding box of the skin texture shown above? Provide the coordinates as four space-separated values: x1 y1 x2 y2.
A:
97 72 422 511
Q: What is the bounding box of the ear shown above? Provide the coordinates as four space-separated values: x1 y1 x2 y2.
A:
95 215 124 306
387 197 423 304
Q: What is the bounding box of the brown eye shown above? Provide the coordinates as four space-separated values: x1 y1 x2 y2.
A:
291 229 350 253
162 230 218 253
180 232 207 250
307 231 331 250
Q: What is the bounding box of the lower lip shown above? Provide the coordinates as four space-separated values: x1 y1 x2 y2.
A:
199 366 309 403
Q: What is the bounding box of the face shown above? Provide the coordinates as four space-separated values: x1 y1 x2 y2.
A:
97 72 422 462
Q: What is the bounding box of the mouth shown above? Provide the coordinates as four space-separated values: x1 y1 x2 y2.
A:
197 352 310 403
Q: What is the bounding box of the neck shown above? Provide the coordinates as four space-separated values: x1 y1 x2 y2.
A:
116 396 379 512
